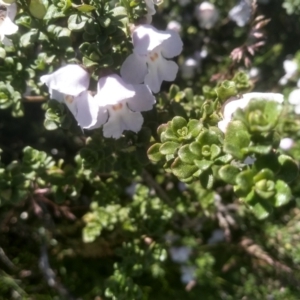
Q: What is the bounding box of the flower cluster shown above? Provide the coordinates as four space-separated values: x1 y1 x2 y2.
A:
40 1 183 139
121 25 183 93
0 0 18 46
41 65 155 139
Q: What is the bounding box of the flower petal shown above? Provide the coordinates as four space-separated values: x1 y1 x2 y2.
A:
223 98 249 119
120 53 148 85
7 3 17 21
89 107 109 129
103 105 144 139
96 74 136 106
75 91 101 129
288 89 300 105
127 84 156 112
228 1 252 27
50 89 65 102
133 25 171 55
217 119 230 133
242 92 284 103
145 0 156 15
1 36 12 46
145 57 178 93
1 17 18 36
161 30 183 58
40 65 90 97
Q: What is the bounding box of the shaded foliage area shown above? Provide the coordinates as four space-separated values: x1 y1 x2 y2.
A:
1 0 300 299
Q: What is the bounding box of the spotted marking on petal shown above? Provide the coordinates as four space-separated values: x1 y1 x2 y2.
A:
149 52 159 62
111 103 123 111
64 95 74 104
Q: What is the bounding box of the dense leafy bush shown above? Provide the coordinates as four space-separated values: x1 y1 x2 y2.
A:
1 0 300 299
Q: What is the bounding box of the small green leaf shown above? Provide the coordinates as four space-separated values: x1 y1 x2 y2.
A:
219 165 240 184
235 170 255 192
254 179 275 199
82 56 98 67
194 159 213 172
44 119 58 130
171 116 187 132
189 142 202 157
243 145 272 155
197 127 221 146
169 84 180 99
68 14 88 31
277 154 298 182
187 119 203 137
74 4 95 12
159 142 180 155
215 80 237 101
251 200 271 220
171 158 198 179
147 143 163 162
29 0 47 19
210 144 221 160
215 154 233 164
274 180 292 207
178 145 199 163
253 169 274 182
224 120 250 160
163 128 178 142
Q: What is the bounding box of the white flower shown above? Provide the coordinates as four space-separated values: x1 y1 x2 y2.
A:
218 92 284 133
144 0 162 24
41 65 99 129
180 57 198 79
279 138 294 150
195 2 219 29
207 229 225 244
169 246 192 263
0 1 18 46
166 20 182 33
243 156 256 165
228 0 252 27
248 67 260 79
120 24 183 93
288 88 300 114
180 266 196 284
94 74 155 139
279 59 298 85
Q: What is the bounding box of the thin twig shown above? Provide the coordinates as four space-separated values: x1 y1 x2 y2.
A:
141 169 172 205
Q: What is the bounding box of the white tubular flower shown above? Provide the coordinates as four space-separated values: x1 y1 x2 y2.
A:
218 92 284 133
169 246 192 263
195 2 219 30
166 20 182 33
228 0 252 27
144 0 162 24
94 74 156 139
279 59 298 85
279 138 294 150
180 57 198 80
0 1 18 45
120 24 183 93
288 89 300 114
180 266 196 284
40 65 100 129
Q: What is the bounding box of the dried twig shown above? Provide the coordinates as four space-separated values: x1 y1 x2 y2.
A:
240 237 292 273
142 169 172 205
39 244 76 300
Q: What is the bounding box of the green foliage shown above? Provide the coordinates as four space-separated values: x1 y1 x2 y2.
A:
1 0 300 299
